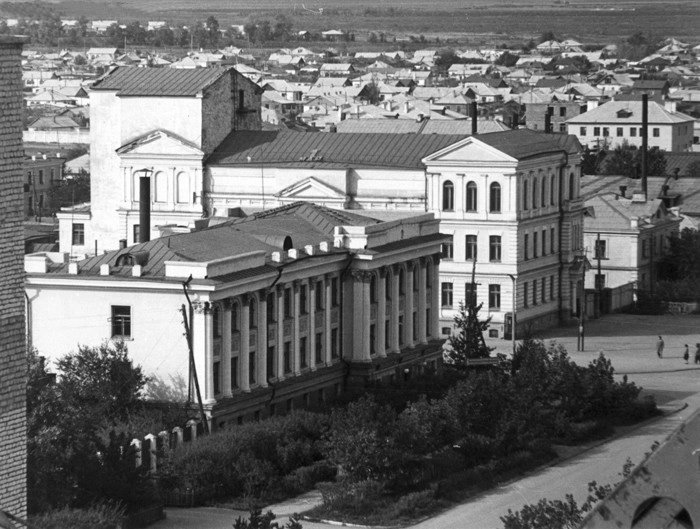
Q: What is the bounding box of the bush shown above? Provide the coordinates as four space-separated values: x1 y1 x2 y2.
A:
317 479 387 515
28 501 126 529
386 487 440 520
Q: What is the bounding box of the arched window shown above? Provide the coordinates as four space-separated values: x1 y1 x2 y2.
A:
550 175 556 205
541 174 547 206
249 297 257 329
154 171 167 203
489 182 501 213
465 181 477 212
569 173 575 200
442 180 454 211
176 171 189 204
523 178 529 210
532 178 538 209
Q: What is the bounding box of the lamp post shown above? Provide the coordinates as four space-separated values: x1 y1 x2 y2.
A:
508 273 517 355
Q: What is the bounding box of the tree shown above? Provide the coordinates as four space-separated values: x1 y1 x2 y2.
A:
446 300 495 365
539 30 556 43
233 505 303 529
495 51 519 67
600 144 667 178
125 21 147 46
205 16 220 48
47 172 90 214
658 227 700 281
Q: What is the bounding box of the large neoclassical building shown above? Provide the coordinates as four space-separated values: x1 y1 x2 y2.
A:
28 202 447 427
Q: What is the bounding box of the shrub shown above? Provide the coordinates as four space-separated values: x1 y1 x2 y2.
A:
386 487 439 520
28 501 126 529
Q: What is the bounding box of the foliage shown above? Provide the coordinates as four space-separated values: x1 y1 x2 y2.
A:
28 501 126 529
27 344 153 514
446 300 495 365
47 172 90 213
600 144 667 178
145 373 189 402
658 228 700 283
233 506 303 529
495 51 519 67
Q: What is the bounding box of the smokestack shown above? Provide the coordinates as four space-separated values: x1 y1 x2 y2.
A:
471 101 478 135
641 94 648 197
139 173 151 243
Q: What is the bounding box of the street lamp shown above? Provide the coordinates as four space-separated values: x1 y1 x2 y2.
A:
508 273 517 355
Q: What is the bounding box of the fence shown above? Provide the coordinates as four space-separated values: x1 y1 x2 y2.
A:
23 128 89 144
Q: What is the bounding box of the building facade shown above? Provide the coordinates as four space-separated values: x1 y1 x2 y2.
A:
27 203 446 427
0 35 27 520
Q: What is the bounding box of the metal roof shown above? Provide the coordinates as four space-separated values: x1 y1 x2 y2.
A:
475 129 582 159
91 66 230 97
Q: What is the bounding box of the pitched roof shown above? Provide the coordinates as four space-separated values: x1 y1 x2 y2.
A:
207 130 466 169
474 129 581 159
584 194 669 231
567 100 694 124
90 66 230 96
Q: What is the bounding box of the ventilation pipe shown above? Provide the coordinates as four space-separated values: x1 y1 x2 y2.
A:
471 101 478 135
641 94 648 197
139 170 151 243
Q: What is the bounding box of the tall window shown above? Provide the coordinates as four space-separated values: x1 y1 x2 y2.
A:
523 282 529 307
176 172 189 203
315 332 323 364
315 280 324 310
551 227 556 253
550 175 556 205
249 352 256 384
532 178 538 209
551 275 555 300
267 292 276 323
72 223 85 246
594 239 607 259
465 235 477 260
283 341 292 373
300 284 308 314
442 237 454 260
213 305 222 338
154 171 167 203
231 357 239 388
533 232 539 258
38 169 44 185
569 173 575 200
111 305 131 338
489 182 501 213
524 233 529 260
370 274 377 302
541 278 546 303
489 235 501 262
231 302 240 332
488 285 501 310
541 177 546 207
249 298 256 329
442 180 454 211
331 277 339 307
441 283 453 308
300 337 308 368
523 179 529 210
284 288 292 318
466 181 477 212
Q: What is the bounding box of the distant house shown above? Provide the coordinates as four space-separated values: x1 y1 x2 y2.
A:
536 40 562 54
91 21 117 34
321 29 345 41
24 153 65 218
87 47 120 63
147 21 167 31
319 63 354 77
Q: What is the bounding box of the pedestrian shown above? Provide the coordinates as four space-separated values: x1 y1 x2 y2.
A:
683 344 689 364
656 335 664 358
695 344 700 365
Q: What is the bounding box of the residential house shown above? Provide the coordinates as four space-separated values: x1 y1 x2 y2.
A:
566 99 695 152
525 98 588 133
24 153 64 218
26 202 447 428
319 63 354 77
87 47 120 63
91 21 117 34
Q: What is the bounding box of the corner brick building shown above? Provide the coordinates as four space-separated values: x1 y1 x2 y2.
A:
0 35 27 518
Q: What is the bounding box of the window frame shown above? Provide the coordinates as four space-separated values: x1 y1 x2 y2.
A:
489 182 502 213
441 282 454 308
111 305 132 339
442 180 455 211
489 235 502 262
465 234 477 261
466 181 478 212
488 284 501 310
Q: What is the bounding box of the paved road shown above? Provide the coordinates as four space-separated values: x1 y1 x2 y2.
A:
155 313 700 529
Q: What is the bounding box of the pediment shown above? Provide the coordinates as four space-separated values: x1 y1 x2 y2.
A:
276 177 346 200
422 136 517 165
117 130 204 157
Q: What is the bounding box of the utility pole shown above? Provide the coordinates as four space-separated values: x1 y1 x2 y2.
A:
596 232 603 317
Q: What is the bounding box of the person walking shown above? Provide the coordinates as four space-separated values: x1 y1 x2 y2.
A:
695 344 700 365
656 336 664 358
683 344 690 364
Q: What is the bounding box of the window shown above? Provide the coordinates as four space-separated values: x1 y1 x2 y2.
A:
550 175 556 205
442 180 454 211
524 234 529 260
331 328 339 358
616 127 624 137
559 107 567 117
464 282 476 306
533 232 538 258
300 337 308 368
489 235 501 262
284 288 292 318
399 268 406 295
267 346 275 381
111 305 131 338
541 178 546 207
466 181 477 211
27 171 32 185
653 128 660 137
642 240 648 258
371 324 377 354
300 284 308 314
551 275 555 300
638 127 643 136
442 237 454 260
283 341 292 373
315 332 323 364
249 298 256 329
441 283 453 308
602 127 609 137
133 224 140 244
490 182 501 212
532 280 537 305
488 285 501 310
541 278 546 303
176 172 190 203
569 173 575 200
532 178 538 209
465 235 477 260
398 315 404 346
315 281 324 310
630 127 637 137
542 229 547 256
594 239 607 259
523 281 528 307
154 171 167 203
593 126 601 136
239 89 245 108
267 292 275 323
551 227 556 252
331 277 339 307
213 361 221 394
231 357 239 388
523 179 529 210
38 169 44 185
72 223 85 246
580 126 587 136
213 305 222 339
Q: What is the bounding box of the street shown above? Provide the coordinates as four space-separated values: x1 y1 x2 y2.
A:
156 313 700 529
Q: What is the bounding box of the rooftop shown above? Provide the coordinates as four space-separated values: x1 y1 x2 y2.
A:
91 66 230 97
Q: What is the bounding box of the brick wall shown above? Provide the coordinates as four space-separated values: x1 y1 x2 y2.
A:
0 36 27 519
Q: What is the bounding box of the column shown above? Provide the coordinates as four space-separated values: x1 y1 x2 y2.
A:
406 262 415 348
418 259 428 345
199 302 216 404
240 295 250 392
293 280 301 375
257 290 268 387
276 285 285 379
351 270 371 362
324 274 333 364
309 279 317 369
390 266 400 353
377 267 387 357
431 254 441 338
222 299 233 397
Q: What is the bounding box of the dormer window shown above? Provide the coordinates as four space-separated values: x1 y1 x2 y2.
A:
617 109 633 118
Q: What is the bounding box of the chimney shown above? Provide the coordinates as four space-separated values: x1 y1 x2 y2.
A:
119 239 127 249
664 100 677 113
100 263 110 276
641 94 648 198
471 101 478 135
404 101 409 114
329 124 337 133
619 185 627 198
139 172 151 243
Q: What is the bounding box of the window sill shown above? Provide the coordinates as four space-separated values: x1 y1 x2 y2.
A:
112 336 134 341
